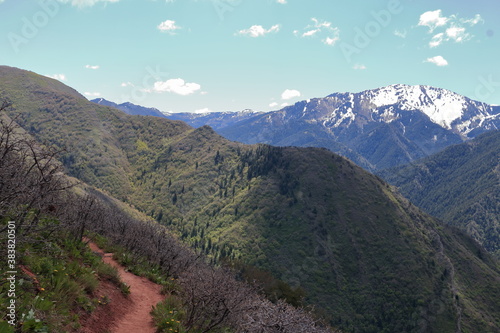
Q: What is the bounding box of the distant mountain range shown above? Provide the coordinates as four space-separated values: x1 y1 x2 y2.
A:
91 98 263 130
94 84 500 171
92 98 168 118
220 84 500 170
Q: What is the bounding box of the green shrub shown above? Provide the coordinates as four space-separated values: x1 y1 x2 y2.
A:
151 297 186 333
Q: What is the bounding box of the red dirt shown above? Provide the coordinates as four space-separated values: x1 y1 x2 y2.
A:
19 264 42 291
81 241 165 333
78 279 131 333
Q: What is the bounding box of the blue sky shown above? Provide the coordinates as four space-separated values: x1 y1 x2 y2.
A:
1 0 499 113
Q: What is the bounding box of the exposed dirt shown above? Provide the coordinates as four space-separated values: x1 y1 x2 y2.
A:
80 241 165 333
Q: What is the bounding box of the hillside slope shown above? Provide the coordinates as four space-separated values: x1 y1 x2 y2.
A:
1 66 500 332
380 130 500 258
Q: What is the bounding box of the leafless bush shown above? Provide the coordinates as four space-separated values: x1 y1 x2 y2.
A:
237 298 335 333
0 104 73 238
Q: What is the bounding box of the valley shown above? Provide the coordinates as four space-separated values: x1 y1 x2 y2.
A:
1 66 500 332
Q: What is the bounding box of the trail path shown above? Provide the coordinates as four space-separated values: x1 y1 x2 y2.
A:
86 241 164 333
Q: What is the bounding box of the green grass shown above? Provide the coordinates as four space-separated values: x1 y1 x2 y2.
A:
151 297 187 333
0 226 126 332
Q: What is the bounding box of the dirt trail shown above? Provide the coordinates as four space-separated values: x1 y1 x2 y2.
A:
86 241 164 333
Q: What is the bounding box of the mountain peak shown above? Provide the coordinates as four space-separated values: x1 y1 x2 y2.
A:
325 84 499 133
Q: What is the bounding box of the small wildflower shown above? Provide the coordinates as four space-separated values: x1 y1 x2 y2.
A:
53 269 58 272
40 288 45 291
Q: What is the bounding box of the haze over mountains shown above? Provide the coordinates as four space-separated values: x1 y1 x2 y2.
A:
94 84 500 171
2 66 500 332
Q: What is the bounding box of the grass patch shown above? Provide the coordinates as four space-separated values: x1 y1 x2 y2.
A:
0 229 126 332
151 296 186 333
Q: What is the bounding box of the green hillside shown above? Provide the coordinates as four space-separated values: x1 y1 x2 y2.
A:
380 130 500 258
1 66 500 332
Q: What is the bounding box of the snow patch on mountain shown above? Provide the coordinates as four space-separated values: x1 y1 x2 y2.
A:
366 84 467 129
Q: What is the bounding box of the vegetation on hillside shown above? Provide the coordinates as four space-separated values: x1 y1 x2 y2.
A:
380 130 500 258
1 66 500 332
0 100 334 332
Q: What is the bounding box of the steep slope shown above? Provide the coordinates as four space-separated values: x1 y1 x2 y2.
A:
380 130 500 258
1 66 500 332
220 85 500 170
0 66 190 199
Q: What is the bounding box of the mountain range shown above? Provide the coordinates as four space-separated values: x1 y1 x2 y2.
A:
91 98 263 130
93 84 500 172
219 84 500 170
2 66 500 332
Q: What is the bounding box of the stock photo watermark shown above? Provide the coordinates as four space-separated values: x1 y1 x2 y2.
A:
7 0 60 54
211 0 242 21
5 220 17 326
118 65 170 104
475 75 500 102
340 0 403 64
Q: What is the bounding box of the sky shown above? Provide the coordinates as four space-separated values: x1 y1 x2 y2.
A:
0 0 499 113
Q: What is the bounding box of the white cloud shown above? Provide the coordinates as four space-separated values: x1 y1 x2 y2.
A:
157 20 181 34
425 55 448 67
56 0 120 8
281 89 301 100
152 78 201 95
353 64 367 70
281 102 289 107
460 14 483 26
269 102 279 108
445 26 469 42
200 91 208 95
236 24 280 37
429 32 444 47
394 29 407 38
419 11 482 47
418 10 448 32
277 0 287 3
324 36 339 45
295 18 340 46
121 82 133 87
47 74 67 81
84 92 101 97
85 65 99 70
302 29 319 37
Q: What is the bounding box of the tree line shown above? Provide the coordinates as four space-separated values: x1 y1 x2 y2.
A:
0 102 339 333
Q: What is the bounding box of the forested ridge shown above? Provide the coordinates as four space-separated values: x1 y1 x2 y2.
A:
1 66 500 332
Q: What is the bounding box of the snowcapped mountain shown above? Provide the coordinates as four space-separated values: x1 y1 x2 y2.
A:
357 84 499 137
220 85 500 170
